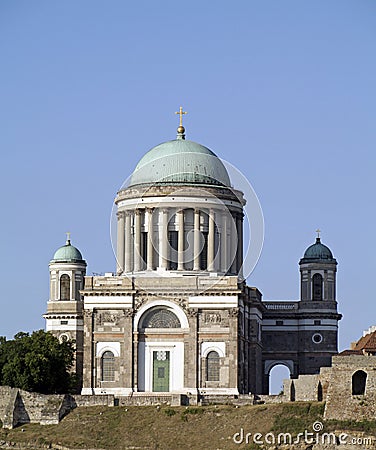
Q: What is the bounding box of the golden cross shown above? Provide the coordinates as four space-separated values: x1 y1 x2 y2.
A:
316 229 321 238
175 106 187 127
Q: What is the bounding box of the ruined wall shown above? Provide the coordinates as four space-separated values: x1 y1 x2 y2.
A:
0 387 118 429
324 355 376 420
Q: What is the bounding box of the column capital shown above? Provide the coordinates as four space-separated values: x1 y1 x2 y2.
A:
116 211 125 219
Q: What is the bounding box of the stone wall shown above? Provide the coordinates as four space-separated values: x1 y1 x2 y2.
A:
324 355 376 420
0 386 71 429
0 387 116 429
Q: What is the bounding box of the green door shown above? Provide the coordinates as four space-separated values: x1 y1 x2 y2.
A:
153 351 170 392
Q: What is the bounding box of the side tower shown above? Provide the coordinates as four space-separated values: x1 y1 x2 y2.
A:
261 233 341 394
298 233 341 372
44 236 87 386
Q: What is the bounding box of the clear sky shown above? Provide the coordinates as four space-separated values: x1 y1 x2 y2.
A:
0 0 375 355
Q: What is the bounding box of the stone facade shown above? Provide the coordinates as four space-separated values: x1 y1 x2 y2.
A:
45 126 342 398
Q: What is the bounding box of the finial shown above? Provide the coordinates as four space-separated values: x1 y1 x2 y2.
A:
66 231 71 245
316 228 321 242
175 106 187 139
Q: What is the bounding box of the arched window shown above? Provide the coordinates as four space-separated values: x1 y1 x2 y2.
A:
60 274 70 300
101 351 115 382
206 351 220 381
141 308 181 329
352 370 367 395
312 273 323 300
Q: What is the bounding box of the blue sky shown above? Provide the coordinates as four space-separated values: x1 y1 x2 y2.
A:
0 0 375 355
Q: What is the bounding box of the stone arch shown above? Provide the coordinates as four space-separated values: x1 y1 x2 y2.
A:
265 360 293 395
141 308 180 329
352 370 367 395
134 300 189 330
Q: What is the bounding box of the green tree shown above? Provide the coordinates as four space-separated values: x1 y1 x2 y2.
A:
0 330 76 394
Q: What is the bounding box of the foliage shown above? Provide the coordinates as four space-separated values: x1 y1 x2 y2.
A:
271 402 325 435
0 330 76 394
164 408 176 417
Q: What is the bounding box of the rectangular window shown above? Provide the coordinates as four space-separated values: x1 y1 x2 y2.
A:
276 320 284 326
314 320 321 326
60 320 68 325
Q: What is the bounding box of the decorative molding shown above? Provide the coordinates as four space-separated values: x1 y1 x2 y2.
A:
228 308 239 318
187 308 199 318
204 312 222 324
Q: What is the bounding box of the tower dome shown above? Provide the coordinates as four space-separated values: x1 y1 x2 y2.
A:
303 237 334 260
52 237 84 262
128 139 231 188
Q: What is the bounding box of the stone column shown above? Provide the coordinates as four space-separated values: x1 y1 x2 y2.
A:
133 330 139 392
228 308 239 389
185 309 199 390
220 211 228 273
124 211 132 272
116 211 125 274
177 209 184 270
207 209 215 271
237 213 244 278
134 209 141 272
82 309 94 394
229 213 237 274
122 309 134 390
193 208 201 271
146 208 154 271
323 270 328 300
159 208 168 269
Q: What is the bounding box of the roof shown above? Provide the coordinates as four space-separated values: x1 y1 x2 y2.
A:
52 240 84 262
128 138 231 187
301 237 334 261
340 330 376 356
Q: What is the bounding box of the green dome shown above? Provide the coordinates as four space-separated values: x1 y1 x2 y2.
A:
303 238 333 260
128 139 231 187
52 240 83 262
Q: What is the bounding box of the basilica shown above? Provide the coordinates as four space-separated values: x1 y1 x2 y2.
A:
44 111 341 399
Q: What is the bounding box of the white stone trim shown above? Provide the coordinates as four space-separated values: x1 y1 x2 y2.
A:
84 295 133 310
96 342 121 357
117 196 243 210
133 300 189 330
262 326 338 332
188 295 238 308
201 342 226 358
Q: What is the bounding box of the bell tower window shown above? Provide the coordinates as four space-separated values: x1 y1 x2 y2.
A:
312 273 323 301
60 274 70 300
